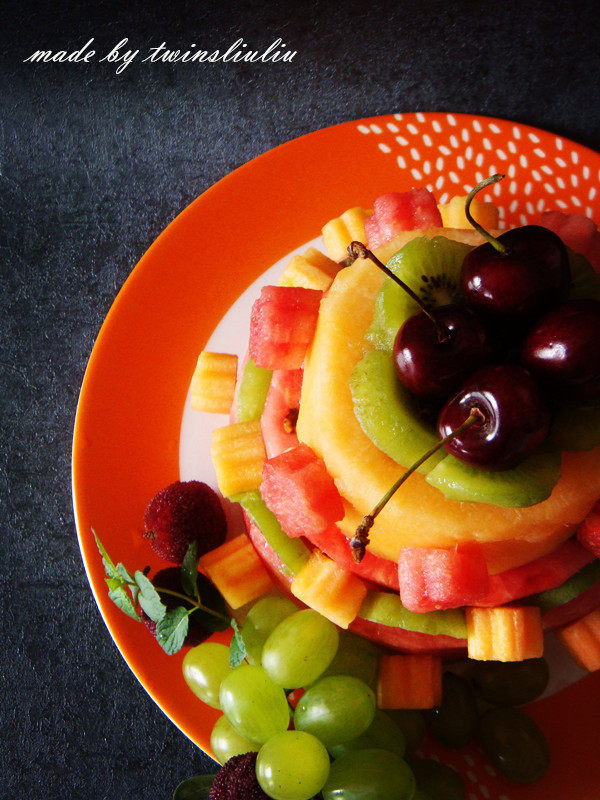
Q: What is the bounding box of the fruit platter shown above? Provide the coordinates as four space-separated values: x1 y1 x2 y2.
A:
73 113 600 800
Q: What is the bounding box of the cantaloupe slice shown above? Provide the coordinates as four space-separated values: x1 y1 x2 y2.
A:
296 231 600 573
377 654 442 709
556 607 600 671
199 534 274 608
322 207 372 261
191 351 238 413
278 247 340 291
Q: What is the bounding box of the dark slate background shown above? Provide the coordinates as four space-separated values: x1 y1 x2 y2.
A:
2 0 600 797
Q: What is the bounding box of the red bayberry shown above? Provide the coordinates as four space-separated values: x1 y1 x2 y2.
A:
144 480 227 564
209 753 270 800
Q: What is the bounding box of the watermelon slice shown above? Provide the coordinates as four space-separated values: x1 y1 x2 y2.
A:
540 210 600 272
249 285 322 370
577 500 600 558
260 443 345 538
261 368 303 458
365 189 443 250
398 545 490 612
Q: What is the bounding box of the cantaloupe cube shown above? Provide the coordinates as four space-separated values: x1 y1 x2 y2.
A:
322 207 372 261
278 247 340 291
199 534 273 608
466 606 543 661
438 196 499 230
211 420 266 497
377 654 442 709
190 351 238 413
290 549 366 628
556 607 600 671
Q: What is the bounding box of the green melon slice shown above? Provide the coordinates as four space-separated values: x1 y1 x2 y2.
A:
366 236 473 351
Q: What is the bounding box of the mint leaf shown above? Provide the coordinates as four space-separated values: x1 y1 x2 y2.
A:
135 570 166 622
181 540 200 599
156 606 190 655
229 619 246 667
106 578 140 620
116 562 134 584
94 532 120 581
173 774 216 800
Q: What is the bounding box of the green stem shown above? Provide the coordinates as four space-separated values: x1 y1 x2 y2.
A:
350 409 484 563
154 586 229 622
465 174 506 253
348 241 450 343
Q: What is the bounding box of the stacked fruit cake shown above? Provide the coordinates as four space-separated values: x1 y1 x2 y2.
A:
194 182 600 671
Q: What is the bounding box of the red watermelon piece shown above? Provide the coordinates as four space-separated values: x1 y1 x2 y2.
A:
365 189 443 250
261 368 303 458
249 285 322 370
540 210 600 272
577 500 600 558
398 545 490 612
260 443 345 538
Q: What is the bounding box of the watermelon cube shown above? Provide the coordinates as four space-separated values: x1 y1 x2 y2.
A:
398 545 489 612
260 443 345 538
365 189 443 250
540 210 600 272
577 500 600 558
249 286 322 370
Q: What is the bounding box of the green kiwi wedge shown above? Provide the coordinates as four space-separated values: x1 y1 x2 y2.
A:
366 236 473 351
350 349 443 473
426 446 562 508
527 559 600 612
567 247 600 301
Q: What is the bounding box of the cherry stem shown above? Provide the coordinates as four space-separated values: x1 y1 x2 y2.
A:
350 408 485 563
464 174 506 254
348 241 450 343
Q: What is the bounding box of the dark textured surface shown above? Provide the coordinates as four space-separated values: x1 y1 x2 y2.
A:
2 1 600 797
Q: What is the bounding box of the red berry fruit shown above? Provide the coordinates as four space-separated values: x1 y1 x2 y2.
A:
209 753 270 800
144 480 227 563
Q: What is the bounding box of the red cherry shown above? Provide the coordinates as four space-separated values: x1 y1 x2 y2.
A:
461 225 570 320
438 365 551 470
522 298 600 400
393 304 492 399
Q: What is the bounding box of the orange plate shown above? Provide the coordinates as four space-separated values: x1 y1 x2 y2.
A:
73 113 600 799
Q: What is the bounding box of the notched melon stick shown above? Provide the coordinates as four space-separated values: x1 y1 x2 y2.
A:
199 534 274 609
235 357 272 423
191 351 238 413
377 654 442 709
556 607 600 671
466 606 544 662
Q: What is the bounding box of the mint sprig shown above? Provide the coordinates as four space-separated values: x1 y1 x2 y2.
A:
229 619 247 668
95 535 231 656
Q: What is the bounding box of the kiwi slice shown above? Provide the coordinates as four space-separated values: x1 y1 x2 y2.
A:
527 559 600 613
350 350 443 473
359 591 467 638
549 401 600 451
567 247 600 301
426 447 562 508
235 358 272 422
367 236 473 351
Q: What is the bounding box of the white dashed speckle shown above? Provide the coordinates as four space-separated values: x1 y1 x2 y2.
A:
508 140 517 154
480 787 490 799
378 143 391 154
456 155 465 170
436 156 444 171
497 149 507 161
435 175 444 190
439 145 452 156
465 145 473 160
370 123 382 134
411 168 423 181
397 155 406 169
524 181 532 195
483 138 492 151
463 754 475 767
489 123 501 133
386 122 399 133
510 199 518 212
357 124 370 134
534 148 546 159
466 770 478 783
450 135 459 149
446 113 457 126
507 164 516 178
583 165 590 179
555 137 563 150
519 154 528 168
475 171 484 183
439 191 449 204
423 160 431 175
589 187 597 200
532 169 542 181
526 201 535 214
407 123 419 134
528 132 540 143
572 150 579 164
476 153 484 167
520 213 528 225
410 147 421 161
473 119 482 132
449 171 460 183
416 111 425 122
556 199 568 209
394 112 403 120
544 182 556 194
537 198 546 211
513 125 521 139
396 135 409 146
462 128 470 142
571 174 579 187
542 164 553 175
571 195 582 207
555 157 567 168
556 176 566 189
423 133 433 147
432 119 442 132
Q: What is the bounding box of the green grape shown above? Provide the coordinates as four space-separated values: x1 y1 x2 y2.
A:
426 673 478 749
219 664 290 744
409 758 465 800
471 657 549 706
479 707 549 783
386 710 426 756
329 710 406 759
241 595 298 665
210 715 259 764
182 642 231 709
256 731 330 800
323 749 415 800
294 675 376 747
262 609 339 688
319 630 379 688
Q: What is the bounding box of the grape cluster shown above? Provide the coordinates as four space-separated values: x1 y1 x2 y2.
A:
182 595 552 800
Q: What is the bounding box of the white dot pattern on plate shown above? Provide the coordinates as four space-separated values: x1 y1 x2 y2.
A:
355 113 597 228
